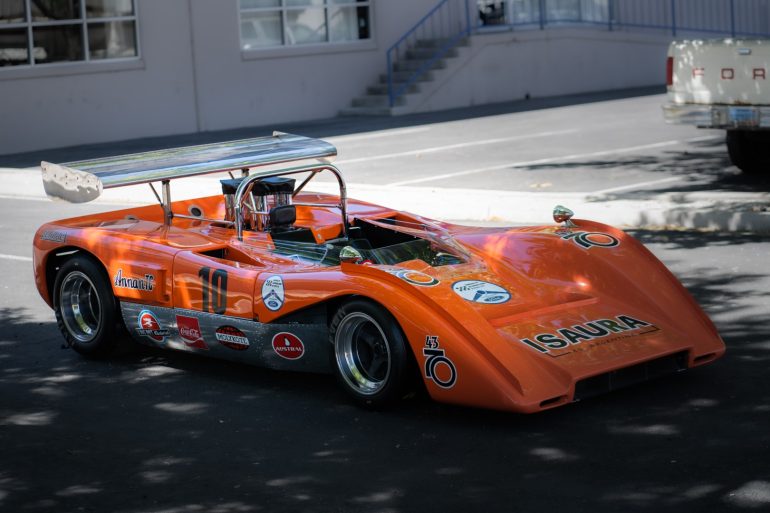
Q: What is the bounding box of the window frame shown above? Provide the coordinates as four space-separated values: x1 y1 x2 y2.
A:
238 0 374 53
0 0 141 70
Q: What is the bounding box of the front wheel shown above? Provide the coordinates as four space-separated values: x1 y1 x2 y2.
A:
330 299 412 408
53 255 120 357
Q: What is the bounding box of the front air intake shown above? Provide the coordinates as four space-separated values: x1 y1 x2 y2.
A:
574 351 688 402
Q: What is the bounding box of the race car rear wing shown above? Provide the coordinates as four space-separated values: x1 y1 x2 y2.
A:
40 131 337 204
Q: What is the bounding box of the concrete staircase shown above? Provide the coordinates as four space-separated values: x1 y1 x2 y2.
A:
340 37 469 116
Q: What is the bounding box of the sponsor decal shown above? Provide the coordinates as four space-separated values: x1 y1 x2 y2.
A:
452 280 511 304
40 230 67 243
386 269 439 287
272 332 304 360
176 315 208 350
261 275 285 312
136 310 170 343
114 269 155 291
423 336 457 389
216 325 249 351
557 231 619 249
519 314 658 355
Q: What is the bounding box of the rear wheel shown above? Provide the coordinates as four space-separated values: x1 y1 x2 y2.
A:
53 255 120 357
330 299 411 408
726 130 770 174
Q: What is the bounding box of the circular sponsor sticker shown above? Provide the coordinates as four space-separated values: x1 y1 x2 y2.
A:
452 280 511 304
397 270 439 287
137 309 169 343
272 332 305 360
261 275 285 311
215 325 250 351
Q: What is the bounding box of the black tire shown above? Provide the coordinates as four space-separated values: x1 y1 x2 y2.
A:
726 130 770 174
53 255 120 357
330 299 412 408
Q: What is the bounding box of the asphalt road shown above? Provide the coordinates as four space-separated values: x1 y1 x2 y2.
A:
2 86 759 200
1 195 769 513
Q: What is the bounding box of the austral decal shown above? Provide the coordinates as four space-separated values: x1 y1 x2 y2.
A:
557 231 620 249
422 336 457 389
136 310 170 343
386 269 439 287
176 315 208 350
261 275 285 312
216 326 249 351
114 269 155 291
518 315 658 355
272 332 304 360
40 230 67 243
452 280 511 304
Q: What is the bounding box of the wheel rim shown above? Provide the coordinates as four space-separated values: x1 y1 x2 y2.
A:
59 271 102 343
334 312 391 396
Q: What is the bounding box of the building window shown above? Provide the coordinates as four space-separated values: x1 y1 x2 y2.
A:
239 0 371 50
0 0 138 67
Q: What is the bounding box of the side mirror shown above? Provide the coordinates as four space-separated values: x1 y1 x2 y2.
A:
339 246 363 264
553 205 577 230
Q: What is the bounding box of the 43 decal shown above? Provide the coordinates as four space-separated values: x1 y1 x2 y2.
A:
198 267 228 314
558 231 619 249
422 336 457 389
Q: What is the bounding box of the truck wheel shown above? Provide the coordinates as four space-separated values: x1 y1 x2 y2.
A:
330 299 411 408
726 130 770 174
53 255 120 357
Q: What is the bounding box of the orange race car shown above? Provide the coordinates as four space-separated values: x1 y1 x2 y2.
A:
33 132 725 413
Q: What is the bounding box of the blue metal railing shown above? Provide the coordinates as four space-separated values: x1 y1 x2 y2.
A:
474 0 770 38
386 0 770 108
385 0 472 107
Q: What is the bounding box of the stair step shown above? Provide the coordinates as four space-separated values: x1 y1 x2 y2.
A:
392 58 447 72
405 47 459 60
414 37 469 49
379 70 435 83
367 83 419 95
351 95 406 108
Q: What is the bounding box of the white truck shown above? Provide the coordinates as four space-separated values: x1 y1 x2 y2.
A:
663 39 769 174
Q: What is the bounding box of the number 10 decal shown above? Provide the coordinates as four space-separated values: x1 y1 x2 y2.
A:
198 267 228 314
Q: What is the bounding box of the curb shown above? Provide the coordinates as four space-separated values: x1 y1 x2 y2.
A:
3 168 770 233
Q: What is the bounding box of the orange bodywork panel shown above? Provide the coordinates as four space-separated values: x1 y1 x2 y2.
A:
33 192 725 413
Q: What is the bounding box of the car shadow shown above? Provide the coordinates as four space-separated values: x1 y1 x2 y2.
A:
1 230 769 512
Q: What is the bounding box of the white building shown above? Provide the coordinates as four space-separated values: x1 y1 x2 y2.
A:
0 0 766 154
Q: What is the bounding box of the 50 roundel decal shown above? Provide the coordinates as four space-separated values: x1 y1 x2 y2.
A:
559 231 620 249
452 280 511 304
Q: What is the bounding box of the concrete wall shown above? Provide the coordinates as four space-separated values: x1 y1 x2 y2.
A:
188 0 436 132
402 27 671 114
0 0 437 155
0 0 198 155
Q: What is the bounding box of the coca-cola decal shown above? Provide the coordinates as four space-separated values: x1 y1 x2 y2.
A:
136 310 169 343
271 332 305 360
215 326 250 351
176 315 208 350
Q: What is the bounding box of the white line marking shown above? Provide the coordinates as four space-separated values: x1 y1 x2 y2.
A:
0 194 49 202
593 176 684 195
336 129 578 165
0 253 32 262
387 136 721 187
327 126 431 143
